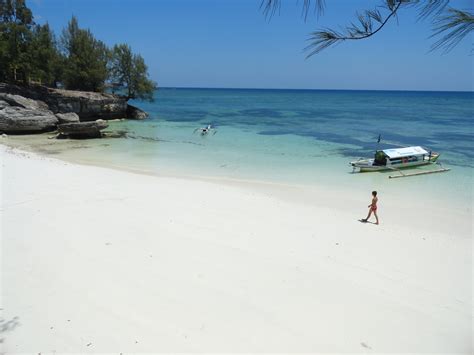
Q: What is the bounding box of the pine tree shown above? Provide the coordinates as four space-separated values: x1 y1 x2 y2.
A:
0 3 156 94
29 23 62 86
0 0 34 82
110 43 155 101
61 16 109 92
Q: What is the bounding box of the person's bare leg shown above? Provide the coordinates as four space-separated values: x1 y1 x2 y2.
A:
374 211 379 225
363 210 372 222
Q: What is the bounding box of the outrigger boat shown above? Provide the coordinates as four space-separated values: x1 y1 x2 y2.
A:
194 124 217 136
351 146 442 173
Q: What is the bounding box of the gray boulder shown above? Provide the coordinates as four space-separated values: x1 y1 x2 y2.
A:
56 112 80 124
0 106 58 133
126 104 149 119
0 92 49 111
58 119 108 138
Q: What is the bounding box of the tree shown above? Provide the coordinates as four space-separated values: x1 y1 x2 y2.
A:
61 16 109 92
109 43 155 101
0 0 34 82
0 4 156 95
260 0 473 57
29 23 63 86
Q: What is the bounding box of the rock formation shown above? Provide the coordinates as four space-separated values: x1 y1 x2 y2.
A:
0 92 49 111
0 83 129 120
0 106 58 133
0 82 150 136
0 90 58 133
58 119 109 138
126 104 149 119
55 112 80 124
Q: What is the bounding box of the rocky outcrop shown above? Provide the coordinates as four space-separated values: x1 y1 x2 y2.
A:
0 106 58 133
126 104 149 119
0 83 145 121
0 91 58 133
0 92 49 111
58 119 108 138
0 82 149 136
56 112 80 124
44 89 128 121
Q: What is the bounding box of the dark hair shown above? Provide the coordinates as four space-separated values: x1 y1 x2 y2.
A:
372 191 377 196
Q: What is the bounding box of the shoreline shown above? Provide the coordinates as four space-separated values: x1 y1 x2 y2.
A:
1 145 471 352
1 140 472 233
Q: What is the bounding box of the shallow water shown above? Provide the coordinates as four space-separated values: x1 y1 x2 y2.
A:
4 88 473 209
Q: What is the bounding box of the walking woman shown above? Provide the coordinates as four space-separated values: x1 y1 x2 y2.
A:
362 191 379 225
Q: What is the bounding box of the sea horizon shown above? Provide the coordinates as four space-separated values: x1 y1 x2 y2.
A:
159 86 474 94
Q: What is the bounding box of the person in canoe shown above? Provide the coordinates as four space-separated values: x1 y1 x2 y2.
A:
194 124 217 135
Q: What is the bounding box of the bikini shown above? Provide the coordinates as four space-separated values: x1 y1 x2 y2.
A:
371 198 378 211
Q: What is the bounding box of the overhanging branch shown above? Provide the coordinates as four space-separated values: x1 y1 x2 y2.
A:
305 1 403 58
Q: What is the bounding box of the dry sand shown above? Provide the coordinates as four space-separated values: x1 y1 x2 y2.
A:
0 145 471 353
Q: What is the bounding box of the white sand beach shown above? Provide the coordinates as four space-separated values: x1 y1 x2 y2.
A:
1 145 472 353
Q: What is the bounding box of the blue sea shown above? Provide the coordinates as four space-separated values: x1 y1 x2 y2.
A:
7 88 474 207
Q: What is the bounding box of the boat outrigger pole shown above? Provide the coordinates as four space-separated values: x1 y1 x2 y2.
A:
388 164 450 179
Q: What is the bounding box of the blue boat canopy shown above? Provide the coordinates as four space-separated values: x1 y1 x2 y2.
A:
382 146 428 159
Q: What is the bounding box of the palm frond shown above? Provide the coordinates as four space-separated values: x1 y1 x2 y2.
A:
305 29 343 57
301 0 325 21
384 0 399 12
305 1 405 57
367 9 384 24
430 8 474 53
417 0 450 20
260 0 280 18
260 0 324 19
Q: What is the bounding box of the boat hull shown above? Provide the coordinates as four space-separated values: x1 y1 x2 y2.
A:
352 153 440 172
359 161 431 172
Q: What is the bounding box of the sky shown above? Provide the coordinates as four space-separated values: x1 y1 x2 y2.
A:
29 0 473 91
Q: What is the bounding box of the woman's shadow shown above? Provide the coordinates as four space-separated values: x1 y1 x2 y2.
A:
358 219 377 224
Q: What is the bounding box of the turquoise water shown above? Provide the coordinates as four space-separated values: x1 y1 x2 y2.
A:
133 88 473 167
6 88 473 206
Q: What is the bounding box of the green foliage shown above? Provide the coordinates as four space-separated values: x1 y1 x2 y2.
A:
0 0 34 82
110 43 156 101
61 16 109 92
0 2 155 97
109 44 133 92
29 23 62 86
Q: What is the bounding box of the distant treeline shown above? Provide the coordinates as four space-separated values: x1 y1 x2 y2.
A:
0 0 155 101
